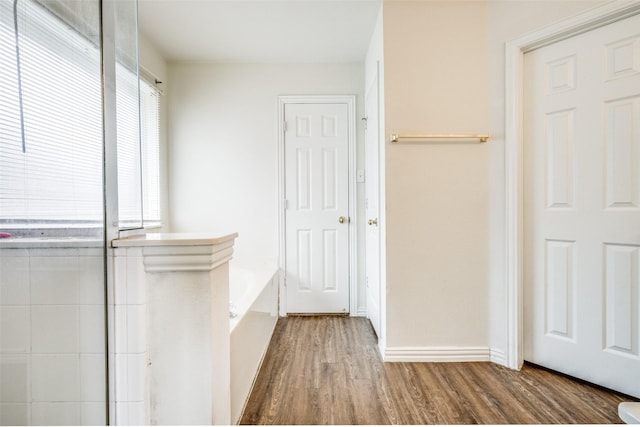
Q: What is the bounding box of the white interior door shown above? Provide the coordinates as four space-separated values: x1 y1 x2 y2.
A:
284 102 350 314
365 76 381 337
524 14 640 398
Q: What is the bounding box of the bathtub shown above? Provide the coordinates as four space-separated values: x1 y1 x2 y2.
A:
229 258 279 424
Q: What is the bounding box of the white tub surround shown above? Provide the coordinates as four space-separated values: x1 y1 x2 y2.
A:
112 233 237 425
229 259 279 424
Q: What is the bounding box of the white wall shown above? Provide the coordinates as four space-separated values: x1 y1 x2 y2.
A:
167 62 367 312
381 0 605 357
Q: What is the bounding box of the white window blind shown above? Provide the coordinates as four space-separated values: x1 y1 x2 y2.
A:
0 0 103 225
140 79 161 224
115 68 161 229
115 60 143 229
114 0 160 229
0 0 161 231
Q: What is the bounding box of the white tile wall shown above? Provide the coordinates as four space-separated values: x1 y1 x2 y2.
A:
0 245 152 425
0 247 108 426
126 255 145 305
81 402 107 425
114 402 129 425
127 401 147 425
112 248 149 425
0 252 29 305
114 255 128 306
30 256 79 305
80 354 107 402
31 354 80 402
114 305 128 353
31 306 79 353
0 307 30 353
126 354 146 402
80 305 106 353
126 305 146 354
79 255 106 305
31 402 81 426
114 354 129 402
0 403 29 425
0 355 29 402
108 345 117 424
114 401 147 426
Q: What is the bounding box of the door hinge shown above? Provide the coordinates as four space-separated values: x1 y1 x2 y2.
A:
283 121 288 132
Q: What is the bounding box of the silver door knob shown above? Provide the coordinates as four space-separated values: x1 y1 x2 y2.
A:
368 218 378 226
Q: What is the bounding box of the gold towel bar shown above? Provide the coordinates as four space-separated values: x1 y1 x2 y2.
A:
390 133 490 143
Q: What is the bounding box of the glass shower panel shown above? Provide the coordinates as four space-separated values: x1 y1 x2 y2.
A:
115 0 143 230
0 0 106 425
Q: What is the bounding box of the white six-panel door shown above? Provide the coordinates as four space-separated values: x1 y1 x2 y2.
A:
284 103 350 313
524 13 640 398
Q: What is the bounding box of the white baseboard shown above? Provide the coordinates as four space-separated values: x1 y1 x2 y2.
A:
490 348 507 366
384 346 491 362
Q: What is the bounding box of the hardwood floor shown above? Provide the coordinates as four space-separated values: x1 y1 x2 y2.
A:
240 316 632 425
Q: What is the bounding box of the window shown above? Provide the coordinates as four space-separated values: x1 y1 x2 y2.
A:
140 79 161 225
0 0 161 234
0 0 103 227
115 63 162 229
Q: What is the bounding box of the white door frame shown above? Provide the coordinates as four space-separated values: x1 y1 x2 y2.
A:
504 0 640 370
365 69 381 336
277 95 358 316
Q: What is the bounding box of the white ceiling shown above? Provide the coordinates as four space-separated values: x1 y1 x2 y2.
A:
138 0 381 63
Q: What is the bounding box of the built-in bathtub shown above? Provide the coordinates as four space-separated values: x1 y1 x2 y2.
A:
229 258 279 424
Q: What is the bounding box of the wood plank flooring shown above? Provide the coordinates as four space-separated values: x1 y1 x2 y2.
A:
240 316 633 425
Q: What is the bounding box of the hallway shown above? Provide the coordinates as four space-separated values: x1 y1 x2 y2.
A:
241 316 629 424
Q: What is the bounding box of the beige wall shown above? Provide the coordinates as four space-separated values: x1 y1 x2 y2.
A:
382 0 604 352
384 0 491 348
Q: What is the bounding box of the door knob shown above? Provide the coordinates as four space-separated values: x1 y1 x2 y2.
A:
368 218 378 226
339 216 346 224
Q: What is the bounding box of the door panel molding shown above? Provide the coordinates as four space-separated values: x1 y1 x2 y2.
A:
277 95 357 316
505 0 640 371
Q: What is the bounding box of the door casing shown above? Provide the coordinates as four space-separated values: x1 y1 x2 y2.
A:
505 0 640 370
364 72 382 338
277 95 357 316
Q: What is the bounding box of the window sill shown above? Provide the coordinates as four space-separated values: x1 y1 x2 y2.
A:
117 222 164 239
0 236 104 249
